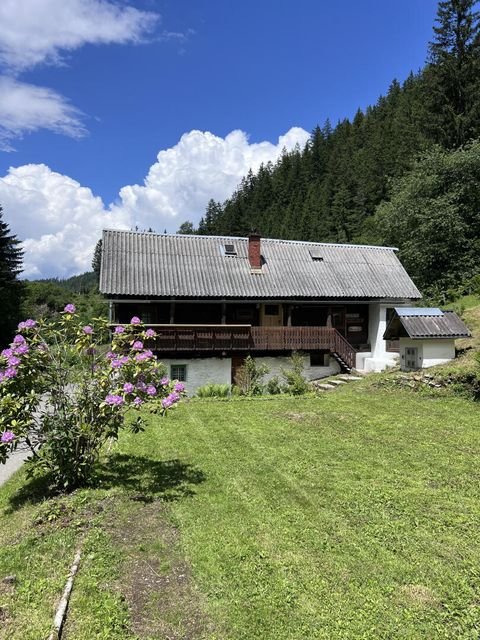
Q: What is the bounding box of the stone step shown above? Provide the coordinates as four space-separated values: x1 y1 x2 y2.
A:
339 375 363 381
316 383 336 390
329 380 347 386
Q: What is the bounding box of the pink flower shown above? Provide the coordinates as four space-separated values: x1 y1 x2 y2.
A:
83 325 93 335
160 376 170 386
14 344 29 355
130 316 141 325
111 356 129 368
135 349 153 362
105 394 124 406
7 356 20 367
1 431 15 443
123 382 135 393
63 304 76 314
132 341 143 351
174 382 185 393
13 335 25 344
18 319 36 331
114 326 125 334
145 328 156 338
1 348 13 359
146 385 157 396
133 397 143 406
4 367 17 379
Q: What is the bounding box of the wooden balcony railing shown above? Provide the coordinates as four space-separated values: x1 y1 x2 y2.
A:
118 324 357 370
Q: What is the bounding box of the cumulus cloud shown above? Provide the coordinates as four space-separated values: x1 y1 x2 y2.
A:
0 76 86 151
0 164 130 277
0 127 310 278
0 0 158 71
114 128 311 228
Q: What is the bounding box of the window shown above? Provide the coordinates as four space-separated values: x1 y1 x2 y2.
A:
171 364 187 381
224 243 237 256
309 249 323 261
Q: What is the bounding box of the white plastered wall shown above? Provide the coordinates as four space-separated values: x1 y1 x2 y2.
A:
360 303 399 372
399 338 455 371
161 354 341 395
162 357 232 395
256 355 340 382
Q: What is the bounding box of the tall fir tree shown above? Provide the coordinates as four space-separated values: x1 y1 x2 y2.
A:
425 0 480 147
0 206 24 345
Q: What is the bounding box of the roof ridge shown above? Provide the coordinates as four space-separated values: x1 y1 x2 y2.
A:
102 228 398 252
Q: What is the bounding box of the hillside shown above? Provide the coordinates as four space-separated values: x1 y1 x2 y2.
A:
184 1 480 298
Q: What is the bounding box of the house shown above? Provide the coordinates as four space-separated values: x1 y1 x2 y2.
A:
383 307 471 371
99 229 421 392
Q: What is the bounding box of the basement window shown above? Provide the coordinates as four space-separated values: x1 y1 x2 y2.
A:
171 364 187 382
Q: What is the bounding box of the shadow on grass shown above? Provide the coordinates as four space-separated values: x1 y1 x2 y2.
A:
7 454 206 511
92 454 206 501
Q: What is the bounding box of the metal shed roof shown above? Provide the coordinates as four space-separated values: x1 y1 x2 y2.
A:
384 309 471 340
100 230 422 300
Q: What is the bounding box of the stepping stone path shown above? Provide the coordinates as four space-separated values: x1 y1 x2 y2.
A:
311 374 364 392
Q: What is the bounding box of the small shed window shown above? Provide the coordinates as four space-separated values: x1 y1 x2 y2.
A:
224 244 237 256
171 364 187 381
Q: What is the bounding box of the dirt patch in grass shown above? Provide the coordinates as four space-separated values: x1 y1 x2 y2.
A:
105 497 214 640
397 584 440 609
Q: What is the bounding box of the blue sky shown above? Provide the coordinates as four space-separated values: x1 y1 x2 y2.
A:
0 0 439 278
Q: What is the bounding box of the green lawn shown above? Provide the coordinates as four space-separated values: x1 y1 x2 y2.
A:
1 386 479 638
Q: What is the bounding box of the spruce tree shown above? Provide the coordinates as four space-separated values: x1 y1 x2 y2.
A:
425 0 480 147
0 206 23 344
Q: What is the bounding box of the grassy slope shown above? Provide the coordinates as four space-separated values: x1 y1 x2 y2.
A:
0 388 474 639
0 298 479 638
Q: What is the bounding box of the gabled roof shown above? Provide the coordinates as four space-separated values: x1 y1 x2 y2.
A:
100 229 422 300
383 308 471 340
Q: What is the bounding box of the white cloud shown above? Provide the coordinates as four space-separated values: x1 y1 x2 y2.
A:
0 164 130 277
0 76 86 151
114 128 311 229
0 0 158 72
0 127 310 278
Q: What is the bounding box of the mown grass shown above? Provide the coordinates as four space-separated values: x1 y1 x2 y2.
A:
1 385 479 639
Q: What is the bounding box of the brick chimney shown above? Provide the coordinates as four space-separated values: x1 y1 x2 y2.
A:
248 231 262 271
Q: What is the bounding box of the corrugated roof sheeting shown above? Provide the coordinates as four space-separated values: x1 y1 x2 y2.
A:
100 230 422 299
399 311 471 338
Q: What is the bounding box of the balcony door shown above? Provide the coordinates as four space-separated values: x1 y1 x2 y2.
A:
261 304 283 327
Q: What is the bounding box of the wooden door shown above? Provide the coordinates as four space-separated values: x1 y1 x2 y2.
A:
261 304 283 327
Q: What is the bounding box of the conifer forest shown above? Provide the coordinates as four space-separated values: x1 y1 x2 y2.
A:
185 0 480 298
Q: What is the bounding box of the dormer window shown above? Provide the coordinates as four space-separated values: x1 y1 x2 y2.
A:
224 244 237 256
309 249 323 261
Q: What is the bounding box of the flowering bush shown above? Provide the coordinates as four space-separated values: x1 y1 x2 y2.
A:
0 307 185 489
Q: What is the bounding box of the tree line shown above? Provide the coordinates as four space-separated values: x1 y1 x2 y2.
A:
180 0 480 297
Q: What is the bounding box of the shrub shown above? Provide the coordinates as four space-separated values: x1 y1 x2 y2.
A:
196 383 231 398
266 375 284 395
234 356 269 395
0 308 185 490
282 352 309 395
